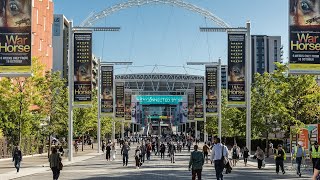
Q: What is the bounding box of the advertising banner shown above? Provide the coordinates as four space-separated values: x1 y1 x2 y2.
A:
188 93 195 120
124 92 132 121
194 83 204 120
205 66 218 115
115 82 124 118
228 33 246 105
74 32 92 105
101 65 113 115
289 0 320 74
0 1 32 76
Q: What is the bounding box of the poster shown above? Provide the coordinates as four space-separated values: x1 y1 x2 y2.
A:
289 0 320 74
188 93 195 120
74 32 92 105
115 82 124 118
206 66 218 115
101 65 113 115
228 33 246 105
124 92 132 121
0 1 32 75
194 83 204 120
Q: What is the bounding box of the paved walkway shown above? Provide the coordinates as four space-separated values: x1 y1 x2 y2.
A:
7 143 313 180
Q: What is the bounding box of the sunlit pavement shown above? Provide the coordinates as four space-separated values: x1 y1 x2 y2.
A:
12 145 313 180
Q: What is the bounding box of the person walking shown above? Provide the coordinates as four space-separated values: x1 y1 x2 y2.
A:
135 146 141 169
121 142 130 166
210 137 228 180
274 144 286 175
49 147 62 180
292 141 306 177
12 146 22 173
168 141 176 163
310 141 320 172
231 144 240 167
140 143 146 163
202 142 210 164
189 145 204 180
255 146 265 169
146 142 152 161
160 142 166 159
106 142 111 161
102 141 106 152
243 147 249 167
111 143 116 161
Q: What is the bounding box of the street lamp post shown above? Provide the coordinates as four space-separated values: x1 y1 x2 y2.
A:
67 22 121 161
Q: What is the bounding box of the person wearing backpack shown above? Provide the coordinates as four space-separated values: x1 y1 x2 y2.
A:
121 142 130 166
202 142 210 164
274 144 286 175
189 145 204 180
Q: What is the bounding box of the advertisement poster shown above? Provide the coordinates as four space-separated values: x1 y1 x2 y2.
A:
188 93 195 120
194 83 204 120
228 33 246 105
0 1 32 75
124 92 132 121
178 96 188 123
74 32 92 105
289 0 320 74
206 66 218 115
101 65 113 115
115 82 124 118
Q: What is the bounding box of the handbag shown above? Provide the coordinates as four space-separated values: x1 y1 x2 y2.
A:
59 160 63 170
221 146 228 165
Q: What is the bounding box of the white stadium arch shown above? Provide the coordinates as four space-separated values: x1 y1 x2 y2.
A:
80 0 230 28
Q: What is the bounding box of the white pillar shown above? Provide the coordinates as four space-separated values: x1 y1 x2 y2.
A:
97 59 101 153
67 21 74 162
195 121 198 139
218 58 222 140
246 21 252 153
121 121 124 139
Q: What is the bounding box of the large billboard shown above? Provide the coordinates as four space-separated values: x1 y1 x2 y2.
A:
0 1 32 76
124 92 132 121
206 66 218 115
228 33 246 105
74 32 92 105
194 83 204 120
101 65 113 115
115 82 124 118
187 93 195 120
289 0 320 74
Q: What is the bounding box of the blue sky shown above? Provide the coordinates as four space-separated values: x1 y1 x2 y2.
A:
54 0 288 75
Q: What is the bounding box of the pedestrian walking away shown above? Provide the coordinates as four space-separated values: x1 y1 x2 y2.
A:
202 142 210 164
160 142 166 159
111 143 116 161
211 137 228 180
49 147 62 180
243 147 249 167
292 141 306 177
254 146 265 169
12 146 22 173
274 144 286 175
140 143 146 163
189 145 204 180
121 142 131 166
310 141 320 172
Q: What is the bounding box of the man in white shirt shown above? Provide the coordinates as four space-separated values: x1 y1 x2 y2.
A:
210 137 228 180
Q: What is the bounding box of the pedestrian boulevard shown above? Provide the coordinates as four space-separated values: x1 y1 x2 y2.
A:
0 144 312 180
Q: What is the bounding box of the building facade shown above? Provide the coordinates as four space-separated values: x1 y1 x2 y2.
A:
251 35 282 76
32 0 54 72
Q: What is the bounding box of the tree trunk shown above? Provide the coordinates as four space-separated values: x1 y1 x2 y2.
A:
82 135 84 151
266 131 269 158
48 135 51 158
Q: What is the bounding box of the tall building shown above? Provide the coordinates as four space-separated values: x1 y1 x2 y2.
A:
251 35 282 76
32 0 54 72
52 14 70 79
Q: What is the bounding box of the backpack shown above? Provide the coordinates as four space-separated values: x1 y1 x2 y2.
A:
147 144 152 151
